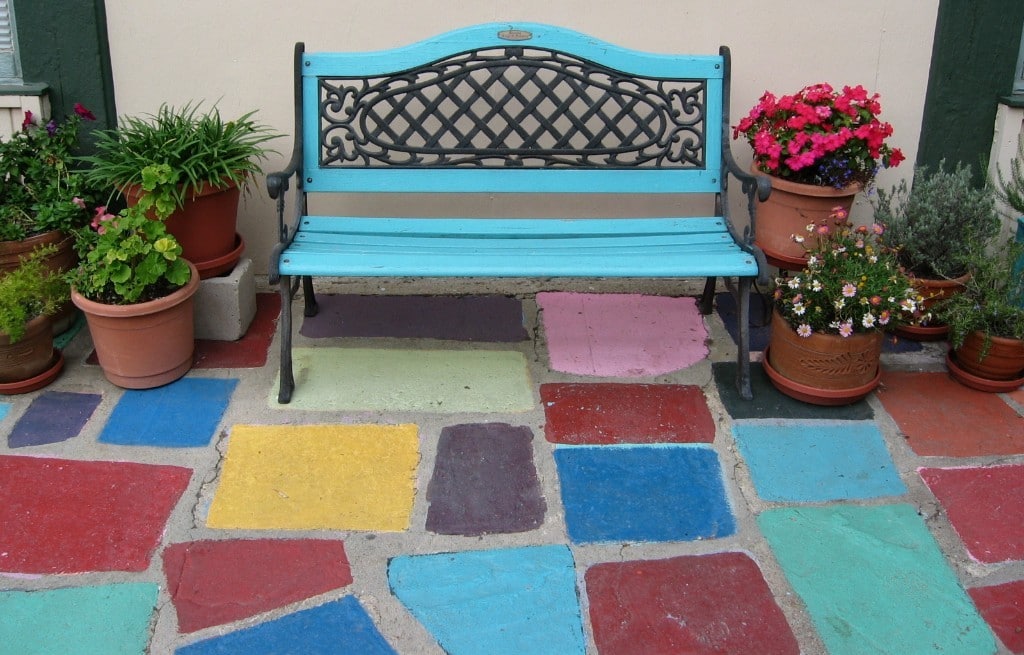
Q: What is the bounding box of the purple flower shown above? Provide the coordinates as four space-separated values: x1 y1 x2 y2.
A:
45 119 58 136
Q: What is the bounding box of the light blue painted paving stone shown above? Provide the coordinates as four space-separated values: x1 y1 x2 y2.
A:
554 444 734 543
100 377 238 447
759 504 996 655
0 583 158 655
0 402 9 422
733 420 907 502
388 545 585 655
176 595 396 655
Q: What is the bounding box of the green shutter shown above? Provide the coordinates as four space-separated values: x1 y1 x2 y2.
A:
1016 22 1024 94
0 0 18 80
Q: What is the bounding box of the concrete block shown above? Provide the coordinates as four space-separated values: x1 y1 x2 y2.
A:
194 258 257 341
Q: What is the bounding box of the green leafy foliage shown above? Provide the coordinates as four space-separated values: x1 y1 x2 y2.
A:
81 102 277 213
994 135 1024 216
69 206 191 304
872 161 1001 279
0 246 68 342
933 237 1024 356
0 105 99 240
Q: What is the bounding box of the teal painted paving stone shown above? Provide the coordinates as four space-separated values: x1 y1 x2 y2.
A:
100 377 239 447
176 595 396 654
758 504 996 655
388 545 585 655
554 444 735 544
733 420 906 502
0 583 158 655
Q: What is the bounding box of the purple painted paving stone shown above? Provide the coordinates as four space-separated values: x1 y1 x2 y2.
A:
300 294 528 342
8 391 102 447
426 423 547 536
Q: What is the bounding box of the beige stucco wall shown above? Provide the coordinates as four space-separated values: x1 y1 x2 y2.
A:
103 1 939 275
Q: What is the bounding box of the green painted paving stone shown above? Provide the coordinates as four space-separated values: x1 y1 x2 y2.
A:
758 504 996 655
0 583 158 655
272 347 534 412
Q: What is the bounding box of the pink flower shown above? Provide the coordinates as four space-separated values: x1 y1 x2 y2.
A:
72 197 86 209
21 110 34 130
839 321 854 338
796 324 813 338
842 283 857 298
91 206 115 234
73 103 97 121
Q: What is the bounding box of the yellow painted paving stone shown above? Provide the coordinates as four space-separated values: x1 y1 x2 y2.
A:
207 424 419 531
271 348 535 412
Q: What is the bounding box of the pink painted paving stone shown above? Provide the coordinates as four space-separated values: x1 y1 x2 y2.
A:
163 539 354 633
541 383 714 445
919 464 1024 563
537 292 707 377
0 455 191 573
586 551 800 654
969 580 1024 653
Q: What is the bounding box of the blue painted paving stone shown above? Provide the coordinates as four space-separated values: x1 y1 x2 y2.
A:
758 504 996 655
99 377 238 447
712 361 875 420
732 419 907 502
0 583 158 655
8 391 101 448
554 444 735 544
388 545 585 655
176 595 396 655
426 423 546 536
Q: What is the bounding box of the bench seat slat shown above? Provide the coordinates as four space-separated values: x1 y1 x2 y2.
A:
279 217 757 277
297 216 732 238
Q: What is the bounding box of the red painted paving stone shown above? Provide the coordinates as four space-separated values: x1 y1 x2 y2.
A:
163 539 353 633
969 580 1024 653
920 465 1024 564
0 455 191 573
586 551 800 655
195 292 280 368
877 371 1024 457
541 383 715 445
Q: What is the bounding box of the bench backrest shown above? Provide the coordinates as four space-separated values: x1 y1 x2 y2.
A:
295 23 732 195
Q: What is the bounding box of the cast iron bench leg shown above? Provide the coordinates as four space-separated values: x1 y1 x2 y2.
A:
302 275 319 317
737 276 753 400
699 276 717 315
278 274 295 404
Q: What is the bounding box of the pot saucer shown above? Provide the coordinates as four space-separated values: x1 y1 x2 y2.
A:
194 233 245 280
762 346 881 406
0 350 64 395
946 350 1024 393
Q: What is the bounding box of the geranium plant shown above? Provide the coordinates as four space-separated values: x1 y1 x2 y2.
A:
0 104 99 240
734 83 905 188
772 206 920 337
68 205 191 305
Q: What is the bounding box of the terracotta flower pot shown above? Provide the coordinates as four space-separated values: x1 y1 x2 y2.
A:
894 273 970 341
753 170 860 270
72 261 200 389
765 310 883 404
0 230 79 334
0 314 56 384
952 330 1024 381
125 181 244 279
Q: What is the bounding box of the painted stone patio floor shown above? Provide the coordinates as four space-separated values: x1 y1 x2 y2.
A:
0 290 1022 654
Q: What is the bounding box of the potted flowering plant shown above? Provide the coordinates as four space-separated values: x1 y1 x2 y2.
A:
0 246 68 392
764 206 920 405
81 102 277 278
733 83 906 268
0 103 100 332
68 204 199 389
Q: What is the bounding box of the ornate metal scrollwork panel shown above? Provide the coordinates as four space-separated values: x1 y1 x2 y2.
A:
319 47 706 169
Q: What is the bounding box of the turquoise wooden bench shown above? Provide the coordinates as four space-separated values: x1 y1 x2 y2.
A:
267 23 770 404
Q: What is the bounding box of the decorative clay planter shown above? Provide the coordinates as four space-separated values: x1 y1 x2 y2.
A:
753 171 859 271
0 314 58 387
765 310 883 405
72 261 199 389
894 273 970 341
0 230 79 334
951 330 1024 383
125 182 244 279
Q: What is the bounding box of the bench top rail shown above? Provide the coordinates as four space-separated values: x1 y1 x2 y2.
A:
296 23 728 194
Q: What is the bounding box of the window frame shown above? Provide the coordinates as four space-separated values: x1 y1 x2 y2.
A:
0 0 20 82
1015 22 1024 95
